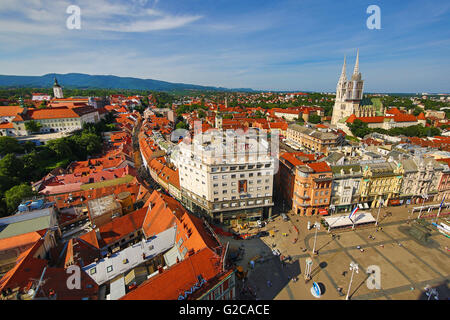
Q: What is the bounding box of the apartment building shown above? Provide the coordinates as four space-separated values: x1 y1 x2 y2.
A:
359 162 404 208
276 151 317 210
286 123 340 155
177 129 275 225
292 161 332 216
330 164 362 212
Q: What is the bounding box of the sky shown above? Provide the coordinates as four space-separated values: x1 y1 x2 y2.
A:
0 0 449 93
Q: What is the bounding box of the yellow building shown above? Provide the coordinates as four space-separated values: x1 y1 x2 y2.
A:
359 162 403 208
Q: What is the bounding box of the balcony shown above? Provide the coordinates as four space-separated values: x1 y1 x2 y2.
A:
294 192 310 200
313 176 332 183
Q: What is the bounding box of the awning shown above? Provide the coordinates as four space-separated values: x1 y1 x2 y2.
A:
319 209 328 215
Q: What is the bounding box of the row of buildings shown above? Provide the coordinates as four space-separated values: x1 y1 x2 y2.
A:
276 148 450 215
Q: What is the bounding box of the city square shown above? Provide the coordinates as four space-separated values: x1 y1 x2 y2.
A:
225 204 450 300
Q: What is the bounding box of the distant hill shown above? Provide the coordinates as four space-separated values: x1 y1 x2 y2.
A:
0 73 254 92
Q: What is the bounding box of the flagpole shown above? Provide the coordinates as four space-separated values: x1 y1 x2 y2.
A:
436 196 445 223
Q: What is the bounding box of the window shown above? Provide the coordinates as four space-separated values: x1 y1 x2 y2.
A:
107 266 113 273
90 268 97 275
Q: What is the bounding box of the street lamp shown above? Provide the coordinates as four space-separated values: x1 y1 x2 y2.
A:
312 222 320 254
375 199 384 226
304 258 313 281
345 261 359 300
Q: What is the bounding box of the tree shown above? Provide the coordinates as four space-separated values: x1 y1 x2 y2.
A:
176 121 188 130
198 109 206 118
0 154 24 178
46 138 73 160
4 183 37 213
348 119 370 138
308 114 322 124
38 100 48 108
25 120 42 133
0 136 24 156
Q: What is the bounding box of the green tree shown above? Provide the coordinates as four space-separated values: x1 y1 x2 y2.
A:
46 138 73 160
4 183 37 213
25 120 42 133
176 121 188 130
348 119 370 138
0 154 24 178
308 114 322 124
0 136 24 156
198 109 206 118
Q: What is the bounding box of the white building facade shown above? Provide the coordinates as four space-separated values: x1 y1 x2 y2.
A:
176 128 276 225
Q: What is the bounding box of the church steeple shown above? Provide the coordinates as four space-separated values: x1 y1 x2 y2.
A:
340 55 347 80
53 76 64 98
353 49 359 74
351 49 361 80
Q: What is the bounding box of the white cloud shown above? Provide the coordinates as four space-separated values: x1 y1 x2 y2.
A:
94 15 202 32
0 0 202 36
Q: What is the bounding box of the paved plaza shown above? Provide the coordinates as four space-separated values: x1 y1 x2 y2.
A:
220 204 450 300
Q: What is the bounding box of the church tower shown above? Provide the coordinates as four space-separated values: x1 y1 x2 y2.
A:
331 50 365 126
53 77 64 99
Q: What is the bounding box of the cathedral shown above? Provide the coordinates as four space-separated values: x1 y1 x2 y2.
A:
331 50 383 126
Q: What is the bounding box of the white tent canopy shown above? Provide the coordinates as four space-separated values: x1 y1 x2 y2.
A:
325 211 376 230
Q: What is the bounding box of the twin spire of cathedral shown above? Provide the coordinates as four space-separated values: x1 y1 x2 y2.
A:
339 49 361 82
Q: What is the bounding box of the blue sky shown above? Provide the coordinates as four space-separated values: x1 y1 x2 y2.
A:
0 0 449 92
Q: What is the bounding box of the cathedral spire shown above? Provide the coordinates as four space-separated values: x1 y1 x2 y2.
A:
353 49 360 75
340 55 347 80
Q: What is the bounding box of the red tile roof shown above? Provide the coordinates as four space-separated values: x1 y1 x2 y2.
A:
306 161 331 173
120 247 224 300
80 206 149 249
393 114 417 122
0 106 24 117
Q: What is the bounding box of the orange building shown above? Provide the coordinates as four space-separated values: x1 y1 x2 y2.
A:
292 161 332 216
277 152 332 216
